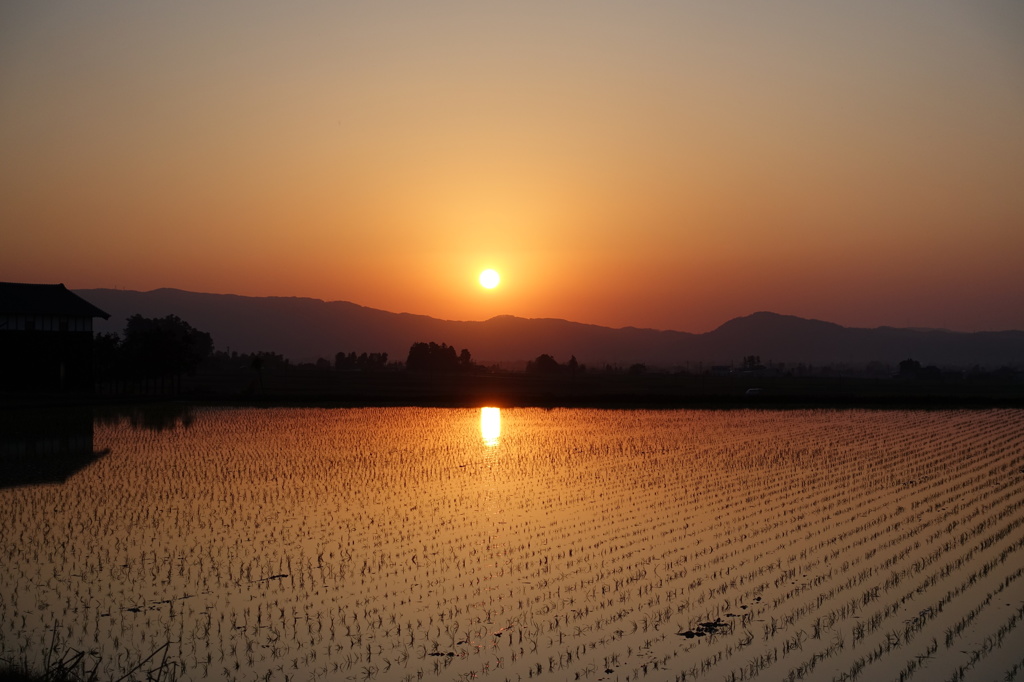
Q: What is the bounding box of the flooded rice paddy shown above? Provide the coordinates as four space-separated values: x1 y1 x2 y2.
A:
2 407 1024 681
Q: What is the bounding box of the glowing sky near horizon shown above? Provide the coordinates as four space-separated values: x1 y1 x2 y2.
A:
2 1 1023 332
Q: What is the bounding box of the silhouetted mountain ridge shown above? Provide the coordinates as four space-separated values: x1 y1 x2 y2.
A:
712 311 843 336
78 288 1024 369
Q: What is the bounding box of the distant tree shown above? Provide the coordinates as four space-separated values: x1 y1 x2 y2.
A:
526 354 562 374
898 358 941 381
120 314 213 390
251 351 289 369
406 342 463 372
336 351 389 371
899 358 922 377
741 355 764 371
250 355 264 389
93 332 124 386
568 355 580 377
628 363 647 376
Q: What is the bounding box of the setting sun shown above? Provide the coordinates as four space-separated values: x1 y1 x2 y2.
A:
479 269 500 289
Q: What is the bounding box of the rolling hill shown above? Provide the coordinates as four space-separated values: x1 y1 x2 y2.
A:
77 288 1024 369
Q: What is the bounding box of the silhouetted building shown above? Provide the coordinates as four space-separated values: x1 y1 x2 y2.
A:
0 282 110 391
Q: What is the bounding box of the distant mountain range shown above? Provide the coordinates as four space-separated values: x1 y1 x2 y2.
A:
77 288 1024 369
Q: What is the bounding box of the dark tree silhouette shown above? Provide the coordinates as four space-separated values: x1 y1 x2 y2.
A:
93 332 124 386
899 357 941 380
250 355 264 389
741 355 764 371
406 342 463 372
335 351 389 371
120 314 213 390
526 354 562 374
899 358 922 377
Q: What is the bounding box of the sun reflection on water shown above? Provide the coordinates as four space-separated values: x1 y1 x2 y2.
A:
480 407 501 447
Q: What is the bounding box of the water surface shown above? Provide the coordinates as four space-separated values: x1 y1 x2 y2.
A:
1 407 1023 681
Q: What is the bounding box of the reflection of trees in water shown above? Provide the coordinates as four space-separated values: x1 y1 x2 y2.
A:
0 407 108 488
93 403 196 431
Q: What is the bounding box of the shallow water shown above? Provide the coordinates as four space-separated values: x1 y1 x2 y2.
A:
2 407 1023 681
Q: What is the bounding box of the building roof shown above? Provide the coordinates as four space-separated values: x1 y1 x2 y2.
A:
0 282 110 319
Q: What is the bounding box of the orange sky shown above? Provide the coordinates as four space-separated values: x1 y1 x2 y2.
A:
3 2 1023 333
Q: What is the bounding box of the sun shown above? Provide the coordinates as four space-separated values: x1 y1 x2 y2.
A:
479 269 500 289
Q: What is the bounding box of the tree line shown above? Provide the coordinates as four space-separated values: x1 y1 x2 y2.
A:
90 314 673 390
405 342 473 372
93 313 594 384
95 314 213 392
95 315 1005 393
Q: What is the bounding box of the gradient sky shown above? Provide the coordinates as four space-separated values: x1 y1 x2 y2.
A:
3 1 1023 333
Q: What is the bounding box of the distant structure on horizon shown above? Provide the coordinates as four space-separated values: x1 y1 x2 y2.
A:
0 282 109 392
